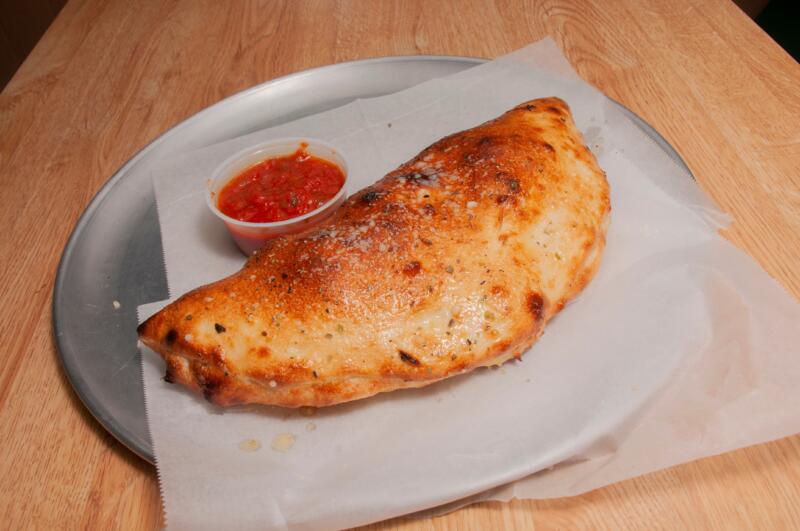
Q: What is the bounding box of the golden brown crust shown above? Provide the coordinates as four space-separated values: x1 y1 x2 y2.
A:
138 97 611 407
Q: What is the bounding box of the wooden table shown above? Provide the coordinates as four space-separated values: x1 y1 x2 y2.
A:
2 0 799 528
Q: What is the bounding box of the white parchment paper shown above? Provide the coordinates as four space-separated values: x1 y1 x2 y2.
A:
137 39 800 530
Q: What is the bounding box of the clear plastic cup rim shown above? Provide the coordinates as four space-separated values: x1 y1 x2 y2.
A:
205 137 349 229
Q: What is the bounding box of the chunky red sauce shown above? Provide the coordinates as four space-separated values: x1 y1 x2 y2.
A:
218 145 345 223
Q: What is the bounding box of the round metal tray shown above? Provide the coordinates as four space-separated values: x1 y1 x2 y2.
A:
53 55 689 464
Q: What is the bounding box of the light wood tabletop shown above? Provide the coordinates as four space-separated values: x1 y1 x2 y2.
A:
2 0 799 528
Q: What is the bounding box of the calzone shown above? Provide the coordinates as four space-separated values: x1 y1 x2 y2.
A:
138 98 610 407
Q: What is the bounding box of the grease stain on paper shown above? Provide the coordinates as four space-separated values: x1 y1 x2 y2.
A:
271 433 296 452
238 438 262 452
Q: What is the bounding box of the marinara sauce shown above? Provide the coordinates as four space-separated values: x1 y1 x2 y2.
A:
217 145 345 223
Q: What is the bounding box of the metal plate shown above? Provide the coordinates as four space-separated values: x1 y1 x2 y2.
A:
53 55 690 464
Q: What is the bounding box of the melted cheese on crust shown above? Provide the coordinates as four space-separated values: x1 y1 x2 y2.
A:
138 98 610 407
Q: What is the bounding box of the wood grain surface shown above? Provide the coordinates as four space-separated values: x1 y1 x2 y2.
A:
1 0 799 529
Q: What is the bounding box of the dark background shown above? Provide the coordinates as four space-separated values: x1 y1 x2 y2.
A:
754 0 799 63
0 0 797 91
0 0 66 89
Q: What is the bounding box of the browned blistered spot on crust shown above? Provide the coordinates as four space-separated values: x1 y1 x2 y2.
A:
165 329 177 345
309 381 368 404
402 261 421 277
194 363 226 402
164 357 179 383
446 358 472 373
488 340 512 357
490 285 508 296
360 190 384 204
211 347 226 367
527 292 545 321
398 350 421 366
254 346 272 359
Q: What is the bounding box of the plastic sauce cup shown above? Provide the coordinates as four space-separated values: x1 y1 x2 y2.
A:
206 138 348 255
